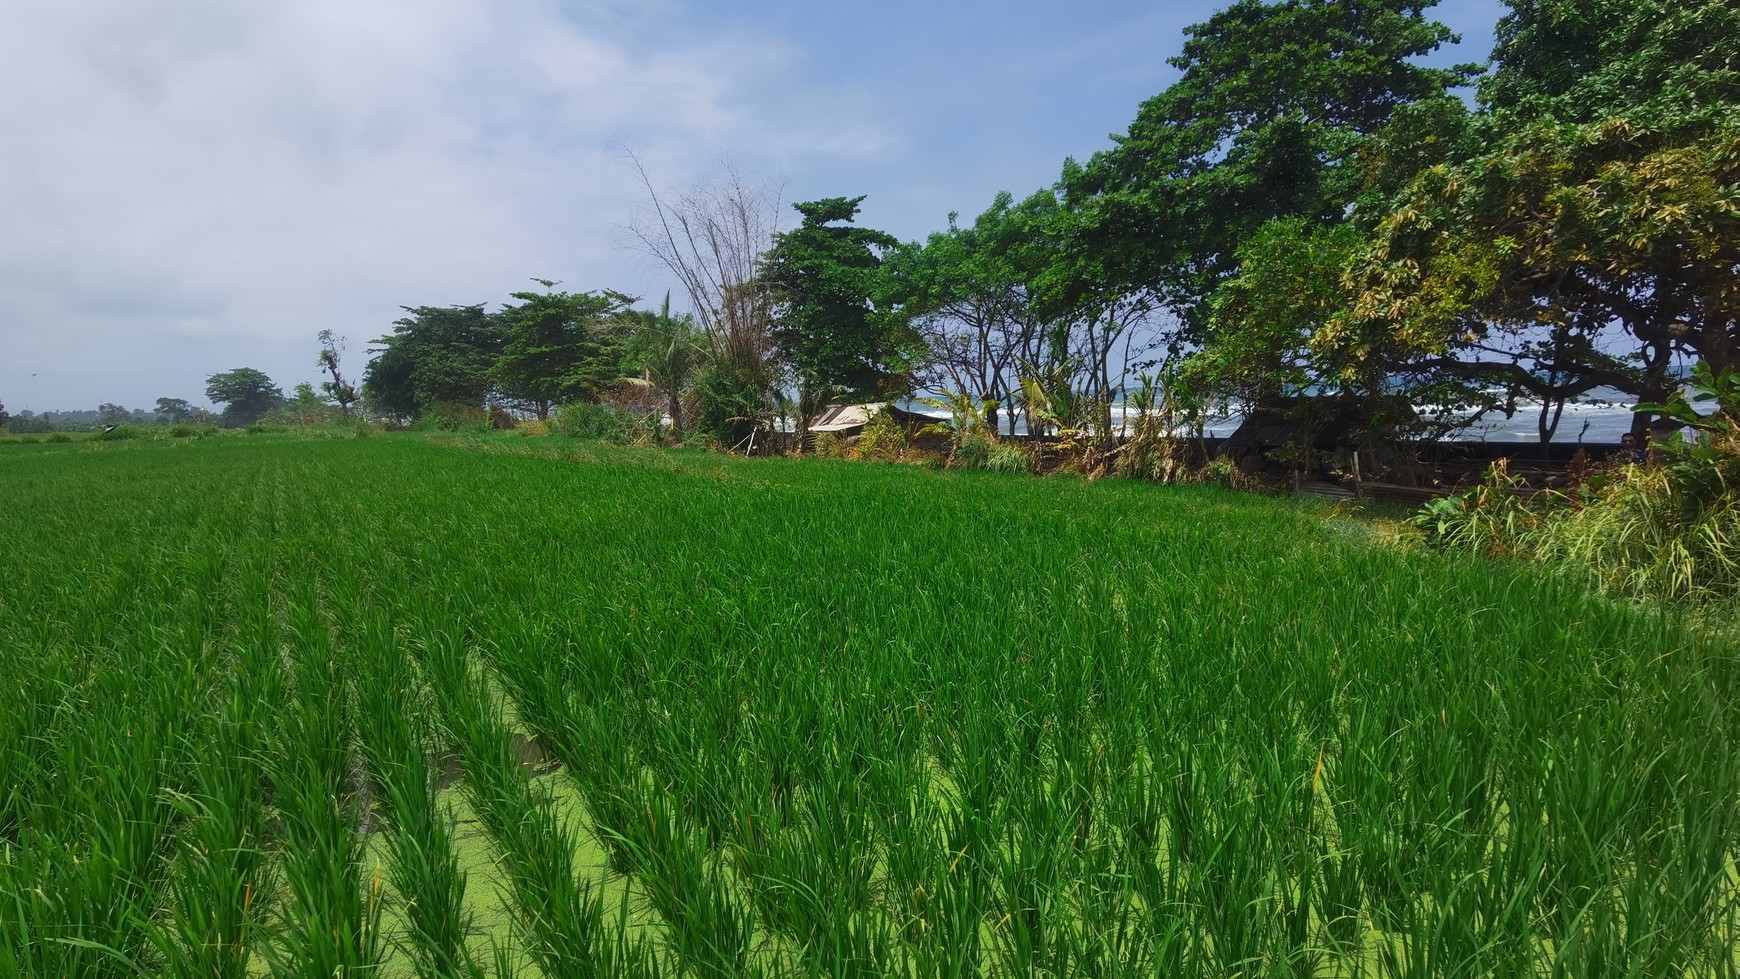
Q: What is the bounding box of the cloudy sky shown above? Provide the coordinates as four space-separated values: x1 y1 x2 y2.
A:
1 0 1503 413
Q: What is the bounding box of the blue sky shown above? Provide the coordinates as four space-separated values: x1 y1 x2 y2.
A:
0 0 1504 412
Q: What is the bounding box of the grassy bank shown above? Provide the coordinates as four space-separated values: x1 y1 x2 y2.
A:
2 435 1736 976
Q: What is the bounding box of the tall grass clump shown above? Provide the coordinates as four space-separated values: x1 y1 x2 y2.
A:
1419 437 1740 604
551 402 637 443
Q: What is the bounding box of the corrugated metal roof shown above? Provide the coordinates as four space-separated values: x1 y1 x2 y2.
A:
808 403 887 432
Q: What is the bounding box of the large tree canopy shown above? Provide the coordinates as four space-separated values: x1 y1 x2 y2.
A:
492 284 636 419
1335 0 1740 432
205 368 283 428
1063 0 1476 337
761 196 909 415
362 304 508 420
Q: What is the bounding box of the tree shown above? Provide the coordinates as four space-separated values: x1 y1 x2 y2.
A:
0 400 9 434
317 330 360 420
1062 0 1476 339
1339 0 1740 436
760 196 911 435
362 305 507 422
205 368 284 428
492 282 636 419
619 293 705 441
286 382 327 428
154 397 198 424
619 152 785 444
97 403 131 426
885 188 1160 440
884 194 1059 436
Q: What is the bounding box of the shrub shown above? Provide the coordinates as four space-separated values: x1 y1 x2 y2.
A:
693 366 764 446
45 432 74 443
551 402 629 443
1417 441 1740 605
422 403 491 433
813 432 845 459
94 425 144 442
1531 464 1740 604
620 411 663 447
1413 461 1539 557
856 411 908 462
518 419 550 437
953 432 993 470
985 443 1029 475
244 423 289 435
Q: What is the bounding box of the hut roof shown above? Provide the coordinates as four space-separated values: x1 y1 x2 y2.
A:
809 403 945 433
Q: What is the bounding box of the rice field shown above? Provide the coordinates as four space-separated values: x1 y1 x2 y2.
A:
2 434 1737 977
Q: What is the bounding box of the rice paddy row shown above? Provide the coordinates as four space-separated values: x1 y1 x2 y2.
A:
2 435 1736 976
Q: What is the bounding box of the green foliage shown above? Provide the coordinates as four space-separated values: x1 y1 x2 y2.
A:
1532 466 1740 605
1420 434 1740 605
1192 219 1364 401
44 431 73 443
550 402 640 443
762 196 912 408
493 283 636 419
692 363 768 447
363 304 507 421
1414 461 1541 557
812 431 846 459
953 431 993 470
1637 362 1740 434
984 441 1030 475
1340 0 1740 423
3 438 1739 974
854 409 908 462
205 368 284 428
316 330 360 420
418 403 491 433
1066 0 1474 336
154 397 198 425
619 293 706 440
94 425 145 442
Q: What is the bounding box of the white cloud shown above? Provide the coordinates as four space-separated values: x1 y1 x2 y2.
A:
0 0 893 409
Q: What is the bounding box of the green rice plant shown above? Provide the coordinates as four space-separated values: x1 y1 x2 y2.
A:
418 631 613 978
351 617 482 979
2 435 1738 978
260 592 383 978
471 614 759 977
151 615 283 979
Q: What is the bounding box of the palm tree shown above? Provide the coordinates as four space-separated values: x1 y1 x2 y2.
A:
619 293 706 441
